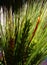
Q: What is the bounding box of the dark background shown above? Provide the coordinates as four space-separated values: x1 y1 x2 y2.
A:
0 0 27 10
0 0 46 12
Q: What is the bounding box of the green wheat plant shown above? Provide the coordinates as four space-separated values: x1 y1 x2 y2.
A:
0 1 47 65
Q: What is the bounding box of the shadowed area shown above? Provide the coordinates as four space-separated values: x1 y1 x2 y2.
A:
0 0 27 11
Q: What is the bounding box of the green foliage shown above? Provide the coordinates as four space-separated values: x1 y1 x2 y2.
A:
0 1 47 65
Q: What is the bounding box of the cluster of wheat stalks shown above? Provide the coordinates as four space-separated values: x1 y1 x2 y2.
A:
0 1 47 65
